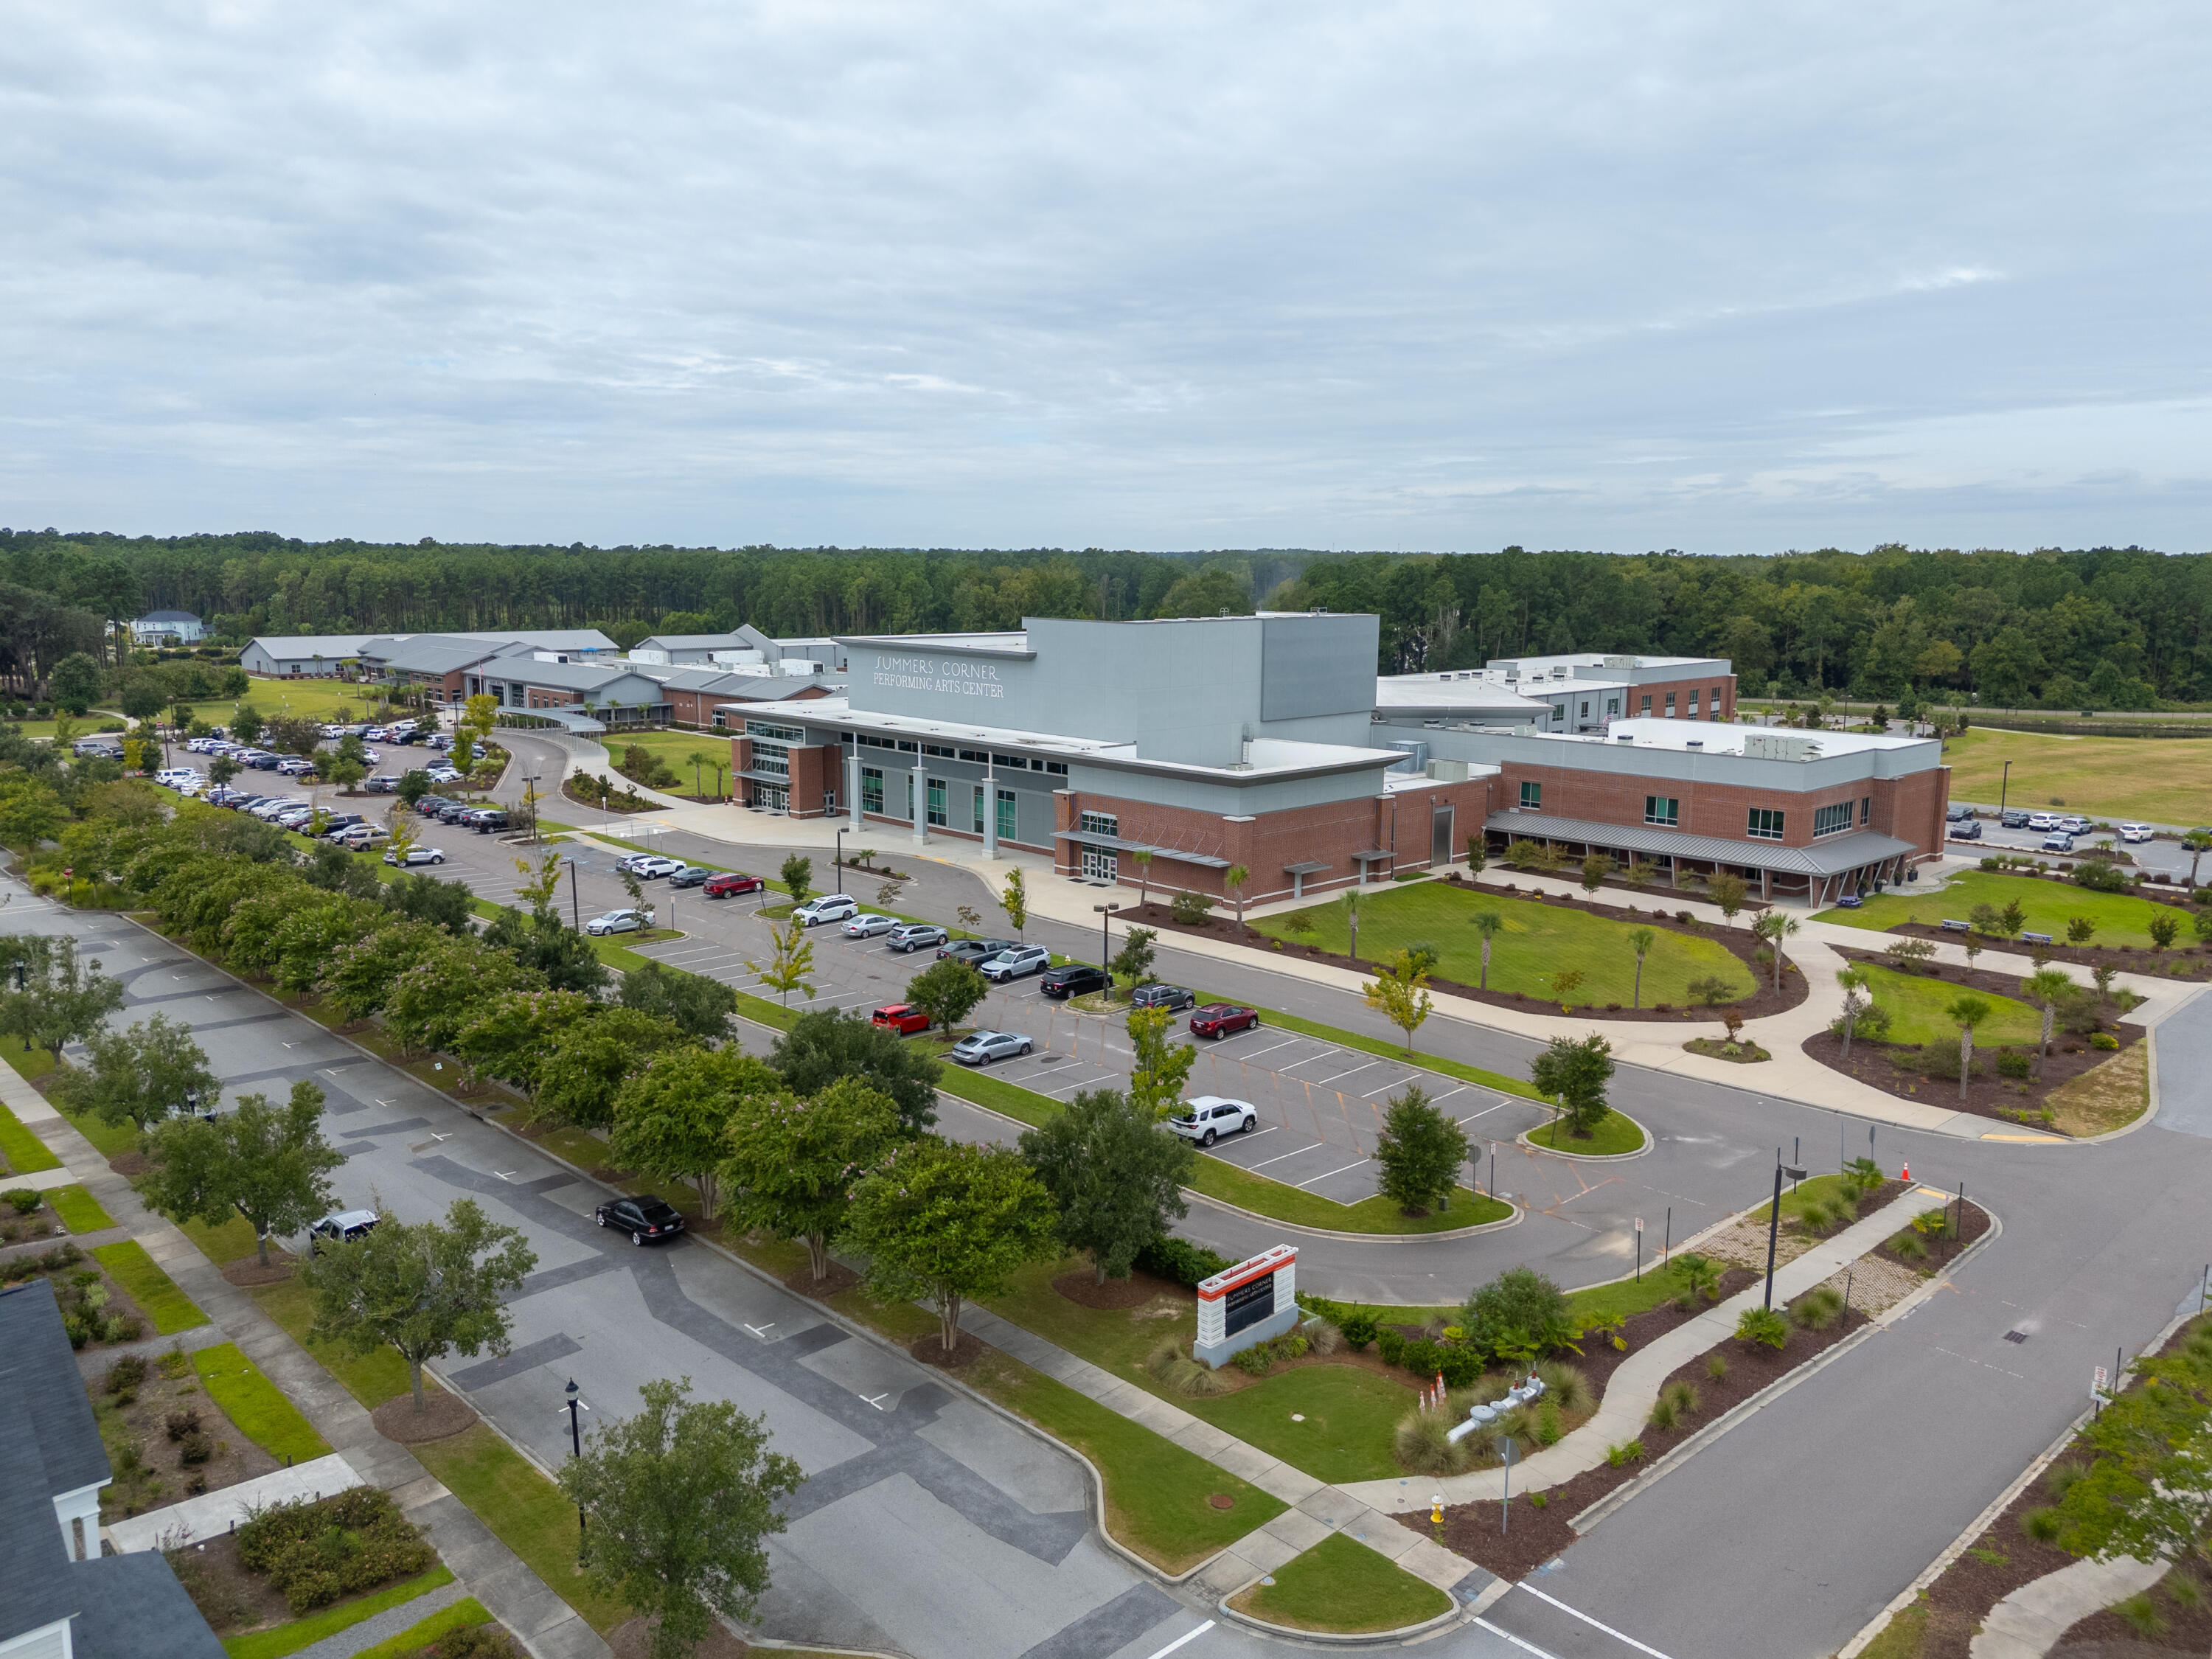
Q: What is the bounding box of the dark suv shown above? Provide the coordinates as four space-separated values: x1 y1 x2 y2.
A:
1130 983 1196 1012
467 809 509 832
1040 963 1108 999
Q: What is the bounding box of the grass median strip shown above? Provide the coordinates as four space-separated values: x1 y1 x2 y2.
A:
218 1565 453 1659
407 1427 629 1633
46 1183 114 1233
92 1239 209 1333
1228 1531 1450 1633
0 1101 62 1172
1235 1006 1545 1103
350 1596 495 1659
1523 1106 1647 1157
191 1341 333 1465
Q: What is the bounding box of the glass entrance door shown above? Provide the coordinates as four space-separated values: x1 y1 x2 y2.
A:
1080 846 1118 882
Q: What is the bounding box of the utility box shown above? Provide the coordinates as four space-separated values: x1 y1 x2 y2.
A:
1194 1245 1299 1368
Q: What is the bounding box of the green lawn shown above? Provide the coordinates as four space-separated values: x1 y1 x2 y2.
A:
1230 1532 1451 1633
48 1096 142 1159
182 1212 266 1265
1748 1172 1860 1227
351 1596 494 1659
251 1277 418 1408
0 1102 62 1173
971 1361 1286 1572
47 1184 115 1232
1854 963 2045 1046
1524 1107 1646 1157
601 730 734 796
192 1341 332 1464
2 1043 55 1082
408 1428 629 1632
92 1240 209 1333
1823 870 2188 950
1253 882 1758 1008
220 1567 454 1659
1562 1253 1730 1329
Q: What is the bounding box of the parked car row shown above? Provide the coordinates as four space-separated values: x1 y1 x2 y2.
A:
411 795 509 832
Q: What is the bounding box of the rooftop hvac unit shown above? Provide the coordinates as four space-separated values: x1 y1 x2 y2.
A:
1384 739 1427 773
1602 655 1637 670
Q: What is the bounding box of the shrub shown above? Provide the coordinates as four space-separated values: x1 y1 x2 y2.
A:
1401 1339 1441 1379
1377 1329 1406 1366
1529 1491 1549 1509
1133 1234 1231 1287
434 1629 520 1659
1663 1381 1700 1416
1535 1405 1562 1445
1647 1397 1677 1431
1996 1050 2032 1079
1274 1333 1308 1361
1736 1307 1789 1350
1169 890 1216 925
156 1347 189 1381
4 1189 41 1215
236 1489 437 1614
1604 1439 1645 1467
176 1430 214 1467
1439 1346 1481 1388
1394 1409 1471 1475
1461 1266 1572 1364
1339 1310 1377 1351
165 1408 203 1442
1144 1340 1236 1397
2090 1031 2120 1051
105 1354 147 1395
1533 1361 1587 1412
1233 1344 1274 1377
2020 1506 2062 1544
2117 1594 2168 1638
1790 1285 1844 1331
1910 1207 1950 1236
1891 1234 1928 1262
1706 1353 1728 1382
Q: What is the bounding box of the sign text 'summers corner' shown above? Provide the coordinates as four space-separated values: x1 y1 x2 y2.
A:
872 655 1007 699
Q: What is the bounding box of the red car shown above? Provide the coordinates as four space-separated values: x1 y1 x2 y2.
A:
871 1004 932 1035
1189 1003 1260 1039
703 872 765 898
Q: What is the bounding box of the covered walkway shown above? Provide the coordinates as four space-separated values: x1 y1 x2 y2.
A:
1484 808 1920 904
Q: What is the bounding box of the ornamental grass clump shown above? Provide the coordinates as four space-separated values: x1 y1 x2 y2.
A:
1790 1284 1846 1331
1394 1408 1471 1475
1144 1339 1235 1398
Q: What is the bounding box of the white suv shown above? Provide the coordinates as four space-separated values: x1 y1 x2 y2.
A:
2119 822 2153 843
1168 1096 1259 1145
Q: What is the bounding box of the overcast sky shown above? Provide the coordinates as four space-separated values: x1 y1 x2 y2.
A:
3 1 2207 554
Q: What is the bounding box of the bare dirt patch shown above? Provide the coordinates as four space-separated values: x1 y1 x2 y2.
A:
610 1615 748 1659
2045 1043 2150 1138
372 1391 478 1444
96 1358 280 1523
222 1253 297 1288
907 1329 992 1371
783 1258 862 1300
1053 1268 1179 1310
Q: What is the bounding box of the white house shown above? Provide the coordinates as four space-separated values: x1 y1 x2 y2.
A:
131 611 204 646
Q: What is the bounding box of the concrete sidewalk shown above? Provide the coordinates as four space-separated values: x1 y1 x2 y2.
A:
107 1451 368 1553
1969 1554 2164 1659
1338 1183 1950 1512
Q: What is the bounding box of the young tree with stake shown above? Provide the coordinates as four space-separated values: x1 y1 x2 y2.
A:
1835 966 1871 1059
1001 866 1028 939
779 854 813 908
1945 993 1991 1101
1362 948 1434 1055
1110 925 1157 998
747 918 817 1008
1125 1005 1197 1121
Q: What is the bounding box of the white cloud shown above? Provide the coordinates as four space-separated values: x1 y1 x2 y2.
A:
1 0 2206 551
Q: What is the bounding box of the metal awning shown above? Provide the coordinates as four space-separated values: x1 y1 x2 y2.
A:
1351 849 1393 863
1283 859 1330 875
1484 810 1916 877
495 709 606 735
737 768 794 785
1054 829 1231 869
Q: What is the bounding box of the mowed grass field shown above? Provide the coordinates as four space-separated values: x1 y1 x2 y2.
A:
1821 870 2185 949
1852 963 2046 1047
1942 727 2212 824
599 729 736 793
1253 880 1758 1007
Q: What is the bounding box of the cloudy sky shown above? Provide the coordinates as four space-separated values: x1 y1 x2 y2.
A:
3 1 2207 553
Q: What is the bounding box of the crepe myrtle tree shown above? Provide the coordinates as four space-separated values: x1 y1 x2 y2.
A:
302 1197 538 1413
904 956 990 1034
1371 1085 1470 1217
1362 948 1434 1057
1530 1032 1615 1142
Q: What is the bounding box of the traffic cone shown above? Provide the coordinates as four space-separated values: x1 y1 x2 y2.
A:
1902 1161 1910 1183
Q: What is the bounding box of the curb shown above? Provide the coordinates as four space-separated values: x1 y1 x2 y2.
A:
1831 1286 2208 1659
1570 1201 2003 1536
1215 1587 1464 1647
1514 1111 1652 1162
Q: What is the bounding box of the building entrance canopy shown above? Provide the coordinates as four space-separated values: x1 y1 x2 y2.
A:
1486 810 1914 877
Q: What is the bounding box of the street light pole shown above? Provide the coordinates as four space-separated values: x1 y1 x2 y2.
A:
1764 1153 1808 1309
563 1378 589 1551
521 773 541 841
1999 759 2012 820
1092 902 1119 980
565 857 581 933
836 827 846 891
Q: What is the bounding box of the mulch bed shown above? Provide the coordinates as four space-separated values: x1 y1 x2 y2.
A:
97 1360 280 1521
1422 1301 1872 1580
1907 1310 2208 1659
1126 888 1809 1023
2056 1574 2212 1655
167 1531 296 1635
1883 920 2212 981
1871 1197 1989 1275
371 1391 478 1444
1053 1267 1177 1310
221 1251 297 1287
611 1615 746 1659
783 1259 862 1300
108 1151 153 1178
1802 1020 2140 1132
908 1328 992 1371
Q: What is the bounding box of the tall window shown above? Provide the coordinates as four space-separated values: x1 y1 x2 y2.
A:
1860 796 1871 825
1747 807 1784 841
998 789 1018 843
926 779 947 827
1711 685 1725 719
1644 796 1678 827
1606 696 1620 717
1520 780 1542 810
1640 694 1652 715
1686 690 1700 716
972 786 986 834
860 767 883 815
1812 801 1854 838
1664 692 1677 715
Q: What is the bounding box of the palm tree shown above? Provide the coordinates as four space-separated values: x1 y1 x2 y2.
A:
1131 849 1154 908
1944 994 1992 1102
1338 888 1361 962
2022 968 2075 1071
1224 864 1251 931
1752 911 1799 994
2185 828 2212 890
686 748 714 801
1834 966 1871 1058
1628 928 1656 1009
1470 908 1504 990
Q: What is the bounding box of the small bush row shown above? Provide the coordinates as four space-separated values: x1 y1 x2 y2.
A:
237 1488 435 1614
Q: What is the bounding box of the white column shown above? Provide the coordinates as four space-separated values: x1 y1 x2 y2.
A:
847 750 863 831
911 758 928 844
982 757 998 858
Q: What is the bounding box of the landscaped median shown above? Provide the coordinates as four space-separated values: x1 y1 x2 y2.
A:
1225 1531 1453 1637
1517 1107 1647 1158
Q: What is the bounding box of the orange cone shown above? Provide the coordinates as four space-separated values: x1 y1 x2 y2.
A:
1902 1161 1910 1183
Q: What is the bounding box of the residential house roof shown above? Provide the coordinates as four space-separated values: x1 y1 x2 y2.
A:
134 611 202 626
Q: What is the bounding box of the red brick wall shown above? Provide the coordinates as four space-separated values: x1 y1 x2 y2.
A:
730 737 753 803
787 745 838 817
1621 675 1736 721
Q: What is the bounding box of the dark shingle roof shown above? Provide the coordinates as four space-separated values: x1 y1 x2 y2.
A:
0 1279 108 1493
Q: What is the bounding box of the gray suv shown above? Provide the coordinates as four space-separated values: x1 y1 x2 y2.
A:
1130 983 1195 1012
888 922 948 953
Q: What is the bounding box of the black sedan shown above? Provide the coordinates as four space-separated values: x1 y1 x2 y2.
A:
595 1194 686 1245
1040 963 1109 999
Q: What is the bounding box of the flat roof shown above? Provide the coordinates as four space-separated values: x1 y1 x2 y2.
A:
1579 717 1938 757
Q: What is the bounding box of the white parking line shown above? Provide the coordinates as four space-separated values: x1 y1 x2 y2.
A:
1141 1622 1216 1659
1472 1617 1561 1658
1248 1141 1325 1169
1294 1158 1371 1189
1314 1060 1382 1086
1358 1076 1416 1099
1230 1037 1303 1063
1276 1050 1342 1072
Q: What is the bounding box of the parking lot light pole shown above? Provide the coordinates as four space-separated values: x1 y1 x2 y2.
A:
563 1378 590 1551
836 827 846 890
563 856 581 933
522 773 541 841
1093 902 1119 977
1764 1155 1809 1308
1999 759 2012 820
